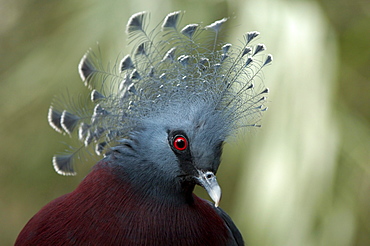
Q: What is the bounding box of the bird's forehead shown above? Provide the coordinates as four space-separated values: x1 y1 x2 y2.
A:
141 100 229 142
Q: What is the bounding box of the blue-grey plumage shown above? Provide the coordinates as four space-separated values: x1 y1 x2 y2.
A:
48 11 272 202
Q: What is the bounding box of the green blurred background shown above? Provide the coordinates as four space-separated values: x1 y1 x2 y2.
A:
0 0 369 245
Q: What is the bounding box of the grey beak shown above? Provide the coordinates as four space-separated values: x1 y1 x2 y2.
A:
196 170 221 207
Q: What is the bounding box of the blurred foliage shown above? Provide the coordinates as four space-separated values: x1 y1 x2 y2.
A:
0 0 369 245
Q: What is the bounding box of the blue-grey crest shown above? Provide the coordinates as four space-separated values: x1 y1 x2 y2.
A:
47 11 272 206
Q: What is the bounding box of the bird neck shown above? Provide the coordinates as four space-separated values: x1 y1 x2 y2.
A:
100 158 196 206
24 160 230 245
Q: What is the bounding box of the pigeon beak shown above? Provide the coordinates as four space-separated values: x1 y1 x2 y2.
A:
196 170 222 207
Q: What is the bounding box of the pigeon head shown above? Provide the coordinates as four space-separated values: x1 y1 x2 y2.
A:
110 98 228 206
47 11 272 207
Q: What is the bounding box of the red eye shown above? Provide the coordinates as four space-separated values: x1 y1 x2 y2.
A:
173 136 188 151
